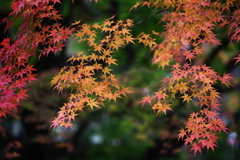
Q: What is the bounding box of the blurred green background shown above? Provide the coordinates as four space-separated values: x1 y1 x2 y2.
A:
0 0 240 160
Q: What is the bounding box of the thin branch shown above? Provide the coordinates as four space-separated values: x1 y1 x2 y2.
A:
131 9 165 27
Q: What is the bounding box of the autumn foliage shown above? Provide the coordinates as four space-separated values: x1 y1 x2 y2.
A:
0 0 239 156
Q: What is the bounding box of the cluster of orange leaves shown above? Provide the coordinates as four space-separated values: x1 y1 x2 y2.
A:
135 0 238 155
50 17 137 128
1 0 240 155
50 11 158 127
140 63 232 154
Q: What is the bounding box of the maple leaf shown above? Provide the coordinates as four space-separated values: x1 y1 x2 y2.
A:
93 84 105 95
110 92 122 102
102 67 112 75
139 95 152 107
119 87 132 97
52 0 61 5
51 118 61 129
146 39 156 48
60 121 74 129
220 73 234 87
120 27 131 35
87 98 101 110
200 139 218 151
124 35 135 44
181 93 192 103
0 38 11 47
153 90 167 101
175 82 189 93
190 143 203 155
89 53 99 61
103 20 114 27
15 89 29 102
92 23 101 29
177 128 186 141
102 49 113 57
183 50 196 62
93 63 102 70
142 1 151 8
106 57 118 66
209 89 221 99
152 102 173 115
67 112 78 121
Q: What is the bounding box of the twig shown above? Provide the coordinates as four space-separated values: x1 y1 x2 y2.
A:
131 9 165 27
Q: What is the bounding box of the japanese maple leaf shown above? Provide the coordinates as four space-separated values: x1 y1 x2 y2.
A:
190 143 203 155
152 103 173 115
177 128 186 141
15 89 29 102
200 139 218 151
87 98 101 110
119 87 132 97
139 95 152 107
159 103 173 115
52 0 61 4
221 73 234 87
175 82 189 93
181 93 192 103
153 90 167 101
61 122 74 129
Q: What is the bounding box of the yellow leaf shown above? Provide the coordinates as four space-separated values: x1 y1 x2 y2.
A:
106 57 118 66
102 67 112 75
87 98 100 110
152 102 173 115
124 35 135 44
181 93 192 103
175 82 189 93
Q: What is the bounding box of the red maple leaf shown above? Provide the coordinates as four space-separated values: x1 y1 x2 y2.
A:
190 143 203 155
139 95 152 107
